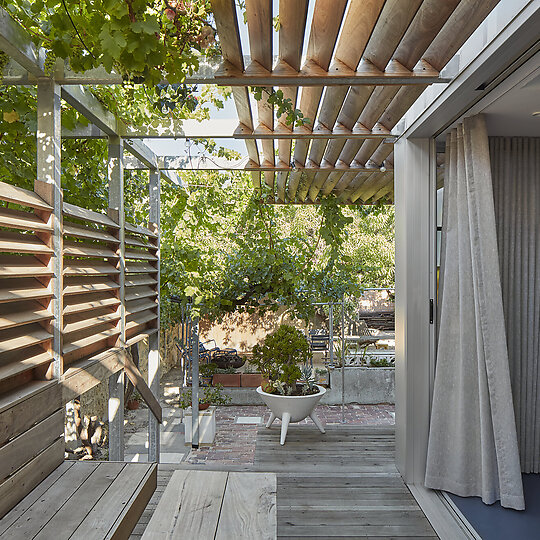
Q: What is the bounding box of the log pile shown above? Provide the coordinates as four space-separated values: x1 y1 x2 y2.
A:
359 310 395 331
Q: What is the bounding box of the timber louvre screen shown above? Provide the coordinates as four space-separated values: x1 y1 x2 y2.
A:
0 179 159 518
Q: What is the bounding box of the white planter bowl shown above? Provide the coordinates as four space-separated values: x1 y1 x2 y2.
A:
256 385 326 445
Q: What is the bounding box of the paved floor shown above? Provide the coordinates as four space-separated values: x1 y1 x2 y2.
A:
124 403 395 466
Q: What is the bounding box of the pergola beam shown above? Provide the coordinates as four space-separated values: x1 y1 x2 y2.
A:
61 86 187 189
0 8 45 77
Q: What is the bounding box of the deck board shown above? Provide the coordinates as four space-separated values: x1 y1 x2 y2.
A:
130 425 438 539
0 461 156 540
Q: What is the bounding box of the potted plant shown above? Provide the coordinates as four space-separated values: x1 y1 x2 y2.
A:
199 362 217 386
212 366 241 387
179 384 232 410
252 324 326 445
180 385 232 445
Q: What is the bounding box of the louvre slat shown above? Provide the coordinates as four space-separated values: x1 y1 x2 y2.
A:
125 275 158 288
0 281 52 303
0 303 53 331
0 231 53 255
63 241 118 259
0 324 52 354
126 310 158 328
0 180 52 211
124 262 157 274
63 222 118 243
0 350 52 383
125 222 157 238
63 202 118 228
63 328 120 362
63 280 120 296
63 313 120 335
63 261 120 276
0 255 52 277
125 286 157 302
126 298 158 316
0 207 52 232
63 296 121 316
124 235 155 249
124 249 158 261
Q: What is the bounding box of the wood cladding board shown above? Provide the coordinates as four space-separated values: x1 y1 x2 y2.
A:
0 438 64 520
142 470 276 540
0 462 157 538
0 381 60 447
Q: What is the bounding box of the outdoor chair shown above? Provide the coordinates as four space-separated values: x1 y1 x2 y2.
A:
309 329 330 363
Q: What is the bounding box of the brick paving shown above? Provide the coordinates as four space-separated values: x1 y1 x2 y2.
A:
185 403 394 466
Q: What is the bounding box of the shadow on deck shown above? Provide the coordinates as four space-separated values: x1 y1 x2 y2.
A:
131 425 438 539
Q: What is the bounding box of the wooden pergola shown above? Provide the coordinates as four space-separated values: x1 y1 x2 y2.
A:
0 0 504 537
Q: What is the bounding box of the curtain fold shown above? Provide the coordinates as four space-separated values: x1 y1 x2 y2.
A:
424 115 524 510
491 136 540 473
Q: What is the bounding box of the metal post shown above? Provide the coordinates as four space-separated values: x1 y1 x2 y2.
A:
191 317 200 448
328 303 334 366
341 300 345 423
148 169 161 462
108 135 125 461
36 78 63 381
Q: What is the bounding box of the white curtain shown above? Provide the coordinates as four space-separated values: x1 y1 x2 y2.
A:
424 115 524 510
491 136 540 473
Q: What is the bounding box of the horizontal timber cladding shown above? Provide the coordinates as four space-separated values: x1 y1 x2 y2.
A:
62 202 121 367
124 222 159 347
0 381 64 518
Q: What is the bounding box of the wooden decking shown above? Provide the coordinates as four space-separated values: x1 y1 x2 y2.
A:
0 461 156 540
131 425 438 539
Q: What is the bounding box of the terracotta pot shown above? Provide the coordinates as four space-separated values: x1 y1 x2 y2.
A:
199 403 210 411
212 373 241 387
241 373 264 387
126 399 139 410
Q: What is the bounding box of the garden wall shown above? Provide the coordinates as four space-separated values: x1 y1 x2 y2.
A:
219 366 395 406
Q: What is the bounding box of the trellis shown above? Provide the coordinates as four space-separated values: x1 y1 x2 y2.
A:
0 0 503 523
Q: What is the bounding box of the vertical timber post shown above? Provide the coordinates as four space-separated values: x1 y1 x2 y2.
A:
108 136 125 461
148 169 161 462
36 79 63 382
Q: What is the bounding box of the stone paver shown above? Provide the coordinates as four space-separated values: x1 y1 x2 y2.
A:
184 403 394 466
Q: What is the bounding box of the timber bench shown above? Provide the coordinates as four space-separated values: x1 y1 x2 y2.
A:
0 461 156 539
142 470 277 539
